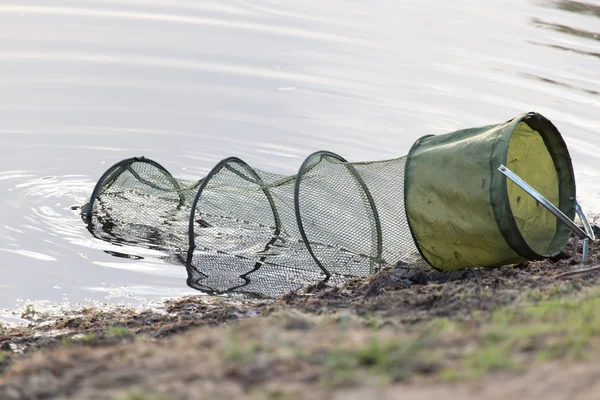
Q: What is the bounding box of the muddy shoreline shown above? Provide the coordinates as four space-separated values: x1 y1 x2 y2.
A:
1 240 600 399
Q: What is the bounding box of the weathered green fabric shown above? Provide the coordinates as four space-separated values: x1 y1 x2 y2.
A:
404 112 575 271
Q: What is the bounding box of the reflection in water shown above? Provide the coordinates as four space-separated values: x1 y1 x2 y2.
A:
182 249 328 298
519 72 600 95
531 18 600 42
529 41 600 60
532 1 600 67
550 0 600 19
104 250 144 260
86 215 329 299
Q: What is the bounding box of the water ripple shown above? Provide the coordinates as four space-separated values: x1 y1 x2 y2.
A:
0 5 374 47
0 52 359 91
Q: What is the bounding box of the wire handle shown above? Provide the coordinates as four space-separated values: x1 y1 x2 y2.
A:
498 164 592 261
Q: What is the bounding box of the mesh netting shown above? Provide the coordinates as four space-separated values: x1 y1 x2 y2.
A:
82 152 428 297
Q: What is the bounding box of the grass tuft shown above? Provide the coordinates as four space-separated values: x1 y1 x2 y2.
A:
20 304 36 319
106 325 134 338
322 334 425 385
221 329 261 363
112 389 166 400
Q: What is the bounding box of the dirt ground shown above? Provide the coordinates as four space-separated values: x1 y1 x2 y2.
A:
2 239 600 399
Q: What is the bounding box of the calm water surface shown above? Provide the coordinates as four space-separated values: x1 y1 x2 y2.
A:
1 0 599 320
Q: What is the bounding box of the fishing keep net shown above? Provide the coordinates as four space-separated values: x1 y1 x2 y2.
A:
82 112 578 297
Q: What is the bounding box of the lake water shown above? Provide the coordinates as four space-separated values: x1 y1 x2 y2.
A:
1 0 599 320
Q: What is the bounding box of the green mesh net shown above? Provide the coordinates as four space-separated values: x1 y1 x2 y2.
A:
82 152 428 296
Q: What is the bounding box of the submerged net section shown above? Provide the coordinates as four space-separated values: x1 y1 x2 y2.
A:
83 152 428 297
82 158 199 250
